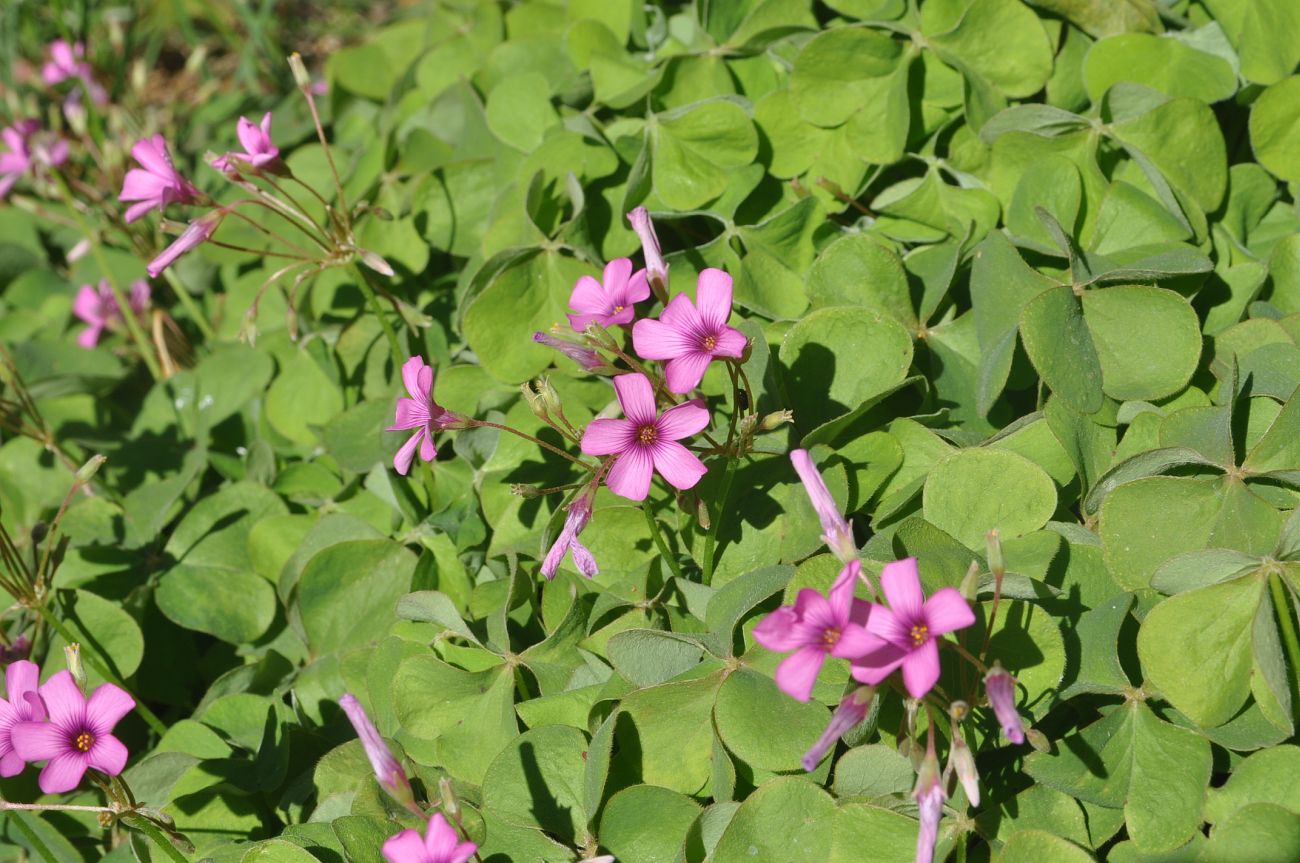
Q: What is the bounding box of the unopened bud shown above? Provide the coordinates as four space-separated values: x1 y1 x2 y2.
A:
802 686 874 771
1025 727 1049 753
510 484 544 499
986 530 1003 575
740 341 753 363
65 643 87 692
438 776 459 818
959 559 980 601
521 382 549 420
76 454 106 484
738 414 757 437
537 376 563 417
759 409 793 431
946 732 980 807
338 694 417 813
288 53 312 89
358 249 394 277
984 662 1026 745
948 700 969 722
695 494 711 530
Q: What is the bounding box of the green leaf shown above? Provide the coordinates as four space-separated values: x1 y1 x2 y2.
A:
998 830 1096 863
1196 803 1300 863
265 351 344 446
807 234 914 328
598 785 701 863
712 777 836 863
1137 575 1266 727
1201 0 1300 85
1084 34 1237 103
1058 593 1134 699
923 0 1054 99
1250 75 1300 184
650 101 759 211
295 539 416 654
1204 745 1300 823
713 670 829 772
831 744 914 798
46 589 145 687
615 674 724 795
1099 477 1221 589
922 448 1058 550
1082 286 1202 401
1020 285 1104 414
1110 95 1227 213
481 725 591 845
790 27 904 128
607 629 704 687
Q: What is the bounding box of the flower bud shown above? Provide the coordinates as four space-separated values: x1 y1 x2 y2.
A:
959 559 980 602
534 331 606 373
1025 727 1049 753
986 529 1003 575
802 686 875 772
358 248 394 277
537 376 563 417
438 776 459 818
945 731 979 807
338 694 417 813
627 206 667 299
984 662 1026 745
510 484 544 499
759 409 793 431
65 643 87 693
76 454 106 484
521 381 549 421
288 53 312 89
913 742 946 863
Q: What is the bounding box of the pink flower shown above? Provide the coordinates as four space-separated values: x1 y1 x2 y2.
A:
0 121 68 198
567 258 649 332
802 685 874 772
790 449 857 564
382 812 477 863
72 279 150 348
42 41 106 104
580 373 709 501
119 134 198 223
0 661 45 777
628 207 667 293
10 670 134 794
387 356 464 476
984 663 1026 745
534 331 606 372
541 488 598 580
339 693 415 809
212 113 280 174
850 557 975 699
632 268 746 394
147 215 219 278
753 561 881 702
914 744 946 863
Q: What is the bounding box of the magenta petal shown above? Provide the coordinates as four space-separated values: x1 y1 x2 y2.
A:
650 441 707 491
389 397 430 431
923 588 975 636
827 560 861 621
848 641 908 685
774 647 825 702
656 399 710 440
131 135 172 177
38 671 86 729
664 352 713 394
569 539 599 578
123 200 157 224
712 325 747 358
393 430 423 476
612 373 657 426
400 356 428 401
831 623 882 659
10 721 66 762
119 168 169 202
752 607 803 652
568 275 607 315
602 258 633 296
424 813 473 861
581 418 634 456
418 432 437 463
606 447 654 501
864 603 907 645
86 683 134 732
0 748 24 777
77 326 102 349
880 557 925 621
625 269 651 304
382 829 428 863
86 734 128 776
5 661 39 710
695 268 734 330
632 316 686 361
901 640 941 699
38 752 88 794
72 286 104 325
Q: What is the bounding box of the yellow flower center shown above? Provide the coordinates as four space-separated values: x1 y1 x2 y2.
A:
613 305 625 313
910 624 929 647
74 732 94 752
637 425 657 445
823 627 841 648
701 334 717 351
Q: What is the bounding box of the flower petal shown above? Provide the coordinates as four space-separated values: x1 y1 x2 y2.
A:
752 607 803 653
632 315 689 361
695 268 733 331
848 641 908 685
923 589 975 636
580 418 634 456
418 431 437 463
10 720 67 762
400 356 429 402
901 639 941 699
831 623 883 659
0 749 25 777
38 752 88 794
602 258 633 297
86 733 128 776
388 397 430 431
612 373 657 426
774 647 825 702
569 539 599 579
625 269 651 304
827 560 861 622
86 683 134 733
393 430 423 476
425 813 475 862
606 447 654 501
712 325 747 358
5 661 39 709
131 135 173 178
382 829 428 863
38 670 86 730
568 275 607 317
880 557 925 622
650 440 707 491
663 352 713 394
656 399 710 441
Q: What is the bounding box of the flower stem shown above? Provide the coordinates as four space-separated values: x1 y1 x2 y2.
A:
1269 573 1300 724
642 499 684 581
30 604 167 737
470 421 596 471
160 270 215 342
702 457 737 586
347 263 405 374
943 637 989 674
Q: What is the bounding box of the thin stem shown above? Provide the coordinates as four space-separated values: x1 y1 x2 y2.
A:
208 238 312 261
31 605 167 737
161 271 216 342
642 499 685 581
980 566 1005 660
347 264 406 374
0 802 115 813
1269 573 1300 725
702 457 737 586
227 197 330 253
299 76 350 218
470 421 596 471
943 638 988 674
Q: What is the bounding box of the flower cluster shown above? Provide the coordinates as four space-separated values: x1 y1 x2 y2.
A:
754 450 1033 863
72 279 151 348
0 660 135 793
387 207 774 583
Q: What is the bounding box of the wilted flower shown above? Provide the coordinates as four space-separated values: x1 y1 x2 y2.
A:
627 206 667 293
0 660 44 777
567 258 649 332
119 134 199 223
72 279 150 348
984 663 1026 745
382 812 477 863
212 113 281 174
851 557 975 699
387 356 465 475
914 741 946 863
11 671 134 793
534 331 605 372
147 214 220 278
790 448 857 564
541 487 598 580
632 268 746 394
802 685 875 771
580 373 709 501
753 561 880 702
945 720 979 807
338 693 415 809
